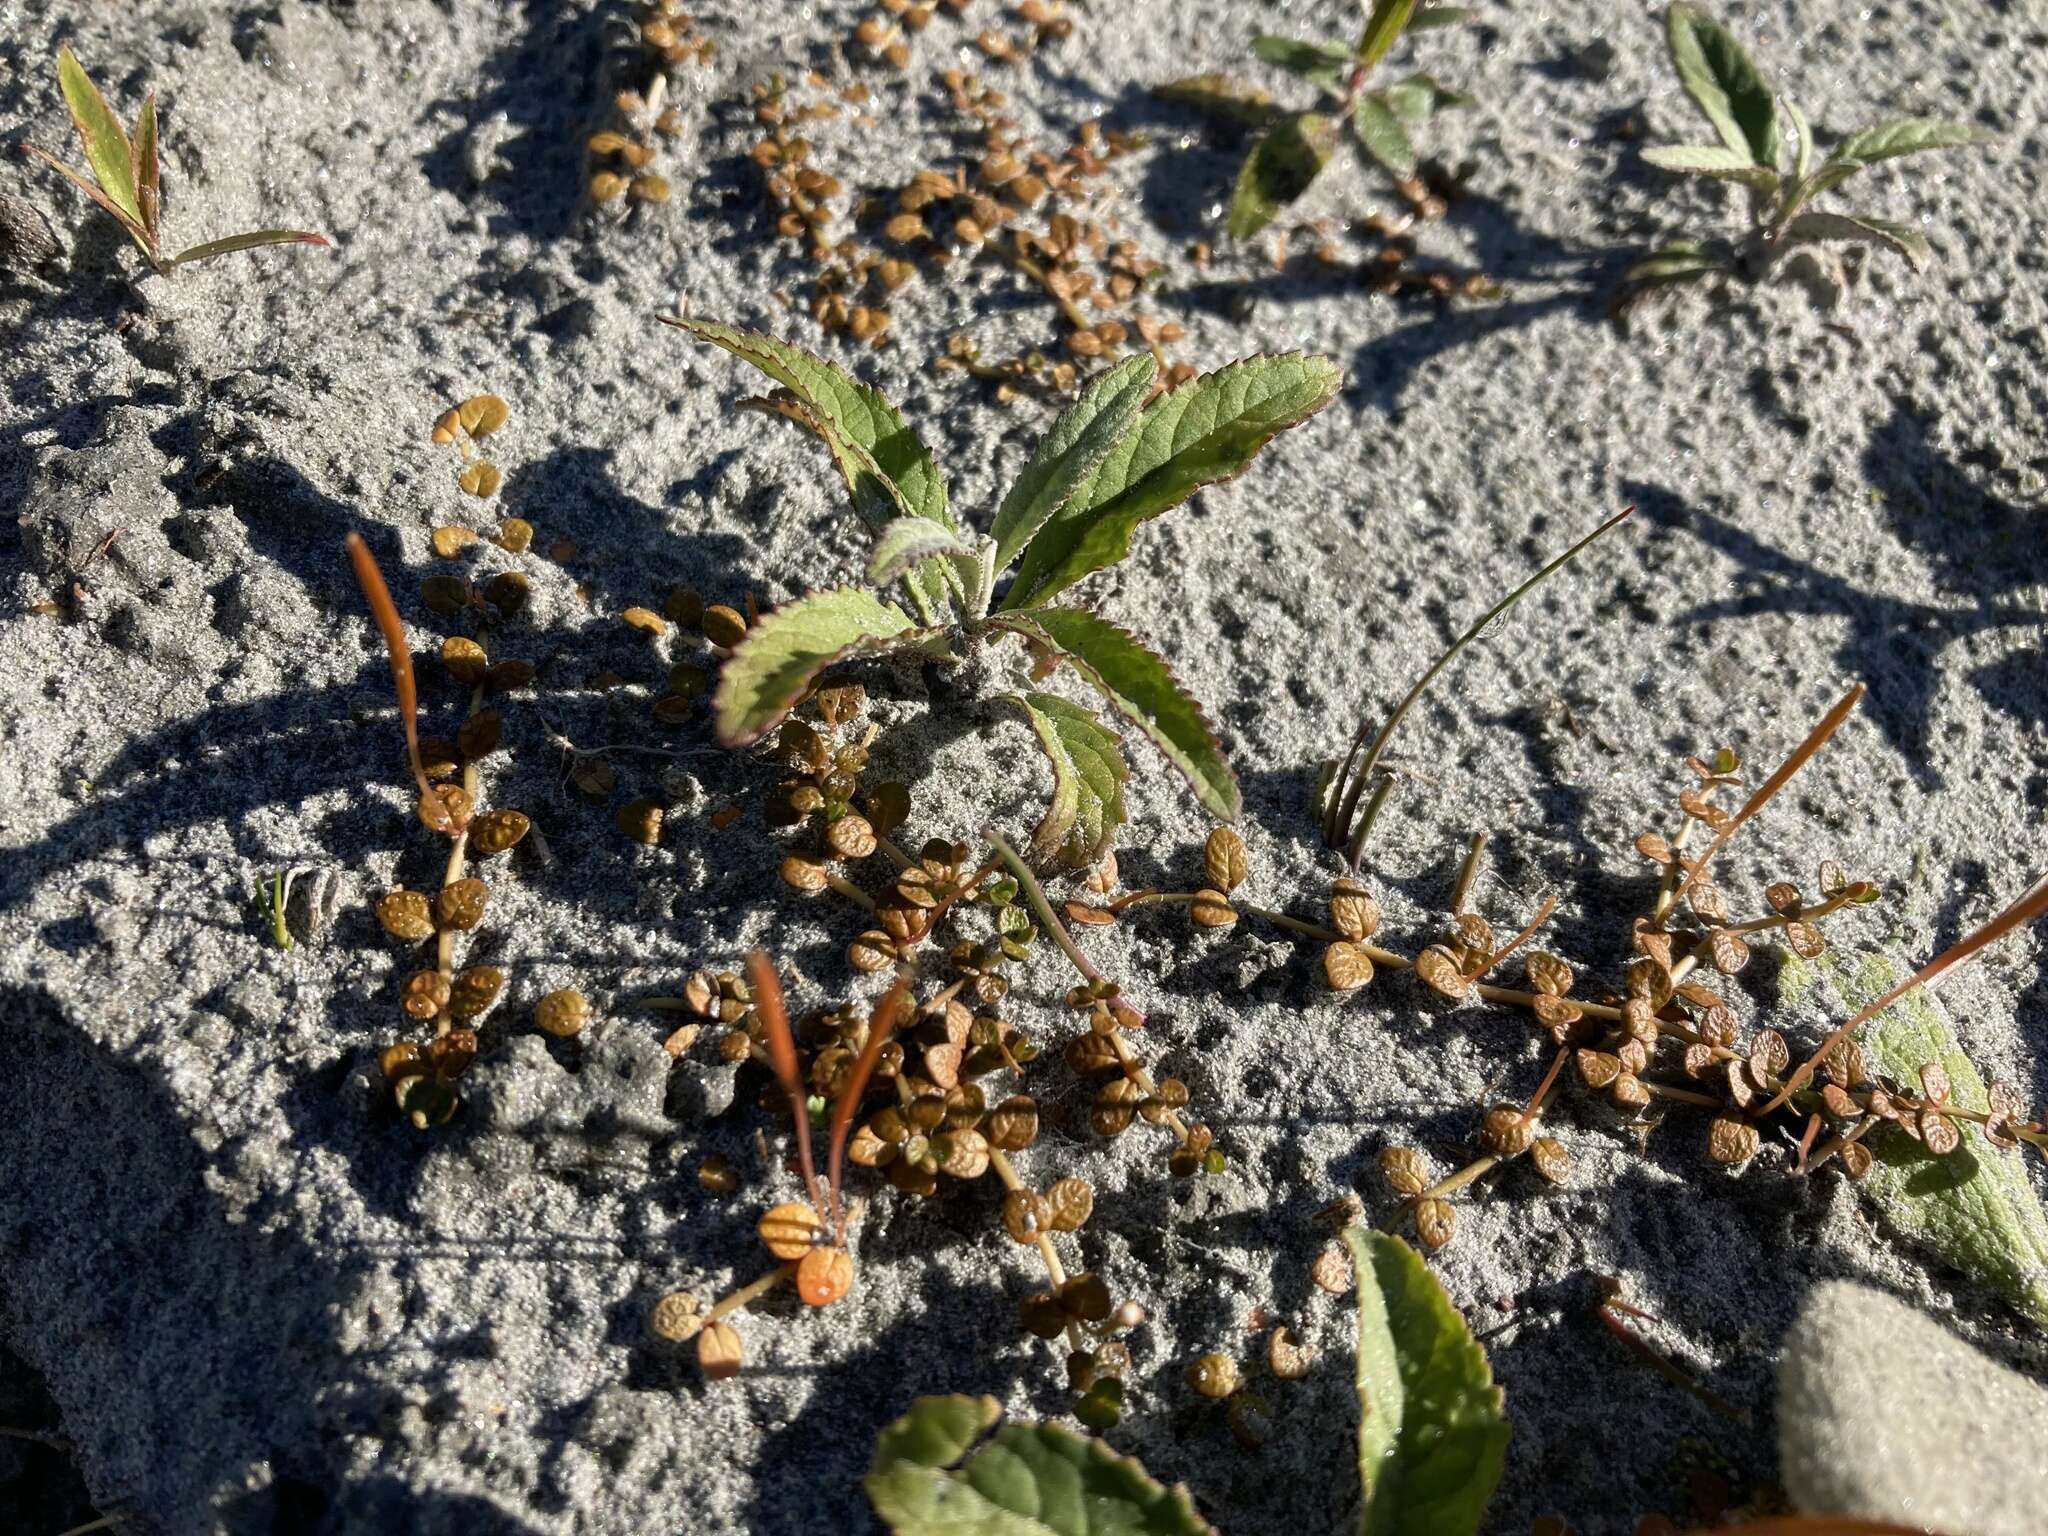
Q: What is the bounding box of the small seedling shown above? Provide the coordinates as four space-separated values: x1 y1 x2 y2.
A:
22 48 329 276
1624 4 1992 303
1156 0 1476 241
662 315 1338 864
429 394 510 500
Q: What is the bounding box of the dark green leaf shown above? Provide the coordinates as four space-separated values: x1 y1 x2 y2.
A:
991 353 1157 574
1003 692 1129 865
1830 117 1992 165
1344 1228 1509 1536
1666 2 1781 169
864 1393 1215 1536
1623 244 1730 284
1410 5 1471 27
1151 75 1286 131
994 608 1238 823
713 588 939 746
1250 35 1355 93
1353 94 1418 175
1004 353 1340 610
1225 111 1337 240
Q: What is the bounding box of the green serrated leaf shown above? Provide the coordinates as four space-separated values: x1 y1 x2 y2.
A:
1666 3 1781 170
1378 73 1476 124
661 316 960 615
1151 75 1286 131
870 519 976 587
55 48 142 228
1003 353 1340 610
1785 950 2048 1327
1641 143 1781 188
1344 1228 1508 1536
991 354 1157 575
1251 35 1355 93
713 588 936 746
1353 94 1418 176
1357 0 1421 72
994 608 1238 823
1003 692 1129 866
1782 210 1933 271
1830 117 1992 166
1225 111 1338 240
170 229 333 267
865 1393 1216 1536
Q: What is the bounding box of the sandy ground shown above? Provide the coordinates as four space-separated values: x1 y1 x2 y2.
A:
1 0 2045 1531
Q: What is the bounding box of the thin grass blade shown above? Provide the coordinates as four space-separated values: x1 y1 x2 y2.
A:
170 229 332 268
747 951 827 1222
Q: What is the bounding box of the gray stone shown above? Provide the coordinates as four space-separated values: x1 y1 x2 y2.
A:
1779 1283 2048 1536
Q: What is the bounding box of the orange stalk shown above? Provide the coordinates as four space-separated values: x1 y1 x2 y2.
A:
827 976 909 1246
746 952 826 1221
1680 682 1864 888
345 532 436 810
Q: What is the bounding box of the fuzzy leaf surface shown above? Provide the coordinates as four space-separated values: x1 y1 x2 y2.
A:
1783 211 1932 271
991 353 1157 574
1378 73 1476 123
1830 117 1991 165
864 1393 1215 1536
1151 75 1285 131
1353 95 1418 175
1786 951 2048 1327
1666 2 1780 169
1344 1228 1509 1536
1004 693 1129 866
713 588 930 747
869 518 976 587
995 609 1237 823
1225 111 1337 240
55 48 141 227
1003 353 1340 610
1641 143 1780 188
1251 35 1355 93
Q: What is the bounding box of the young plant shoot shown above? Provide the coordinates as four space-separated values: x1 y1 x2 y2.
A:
1155 0 1475 240
23 47 330 276
1625 4 1991 303
661 315 1340 864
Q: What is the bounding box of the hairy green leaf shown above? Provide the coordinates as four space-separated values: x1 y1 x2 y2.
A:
55 48 142 228
1641 143 1781 188
1357 0 1421 73
1830 117 1991 166
1353 95 1418 176
1151 75 1286 131
1004 353 1340 610
869 518 976 587
1785 97 1813 180
1666 2 1781 170
1004 693 1129 866
995 609 1237 823
991 353 1156 574
1378 73 1476 123
1225 111 1337 240
1252 35 1355 93
170 229 333 267
865 1393 1215 1536
1780 157 1866 217
661 316 960 614
1786 951 2048 1327
713 588 934 746
1782 210 1932 271
1344 1228 1508 1536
